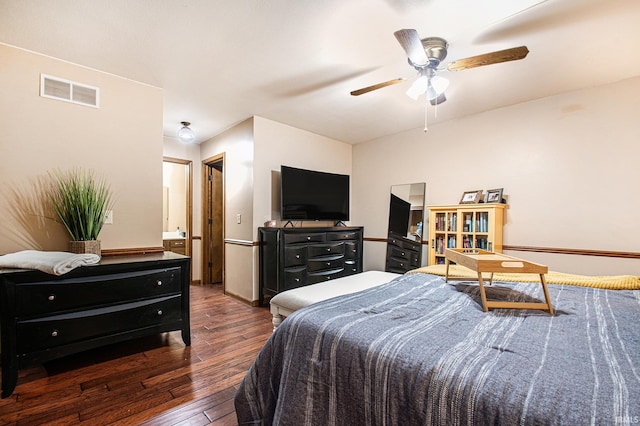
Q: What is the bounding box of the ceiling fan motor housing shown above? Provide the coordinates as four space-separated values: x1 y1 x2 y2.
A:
413 36 448 69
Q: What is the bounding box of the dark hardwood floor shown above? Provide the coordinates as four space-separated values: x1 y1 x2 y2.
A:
0 284 273 425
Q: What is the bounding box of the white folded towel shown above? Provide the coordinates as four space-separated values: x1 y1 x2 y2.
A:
0 250 101 275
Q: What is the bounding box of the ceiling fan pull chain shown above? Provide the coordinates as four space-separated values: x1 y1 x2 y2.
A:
424 96 429 132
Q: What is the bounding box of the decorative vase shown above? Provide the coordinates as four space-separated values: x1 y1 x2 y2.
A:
69 240 101 256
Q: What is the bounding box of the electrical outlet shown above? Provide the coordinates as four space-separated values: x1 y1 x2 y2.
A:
236 214 241 224
104 210 113 224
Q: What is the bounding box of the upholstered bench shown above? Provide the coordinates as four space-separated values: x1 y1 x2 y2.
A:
269 270 401 329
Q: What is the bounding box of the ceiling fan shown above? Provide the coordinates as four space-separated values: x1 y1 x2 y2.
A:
350 29 529 105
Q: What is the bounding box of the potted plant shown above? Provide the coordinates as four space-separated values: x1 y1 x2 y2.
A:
48 168 114 256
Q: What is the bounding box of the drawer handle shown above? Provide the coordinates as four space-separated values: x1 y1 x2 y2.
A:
326 262 331 266
352 249 356 253
48 294 56 301
157 280 162 286
307 236 311 240
295 255 300 259
400 263 404 267
326 248 331 252
326 276 331 280
401 252 405 256
157 310 163 316
295 278 300 282
51 330 59 337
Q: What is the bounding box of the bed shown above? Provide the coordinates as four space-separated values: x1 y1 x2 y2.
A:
235 271 640 425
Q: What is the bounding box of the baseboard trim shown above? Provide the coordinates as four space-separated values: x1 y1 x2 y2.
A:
224 290 259 306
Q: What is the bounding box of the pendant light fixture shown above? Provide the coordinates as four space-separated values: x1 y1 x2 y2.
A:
177 121 196 143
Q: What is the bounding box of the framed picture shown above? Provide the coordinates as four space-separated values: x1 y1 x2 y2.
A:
459 190 483 204
485 188 504 204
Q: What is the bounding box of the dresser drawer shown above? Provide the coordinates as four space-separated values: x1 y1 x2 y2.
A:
15 267 182 317
16 295 182 353
307 258 344 272
387 257 413 271
403 240 421 252
388 258 418 272
326 231 359 241
307 269 345 284
283 233 325 245
343 241 359 259
284 246 307 267
308 242 344 258
344 260 360 274
283 267 307 290
388 246 415 261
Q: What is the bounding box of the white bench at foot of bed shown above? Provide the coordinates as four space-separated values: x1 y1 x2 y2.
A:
269 270 401 330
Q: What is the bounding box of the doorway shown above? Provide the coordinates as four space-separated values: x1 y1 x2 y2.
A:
162 157 192 281
202 154 224 287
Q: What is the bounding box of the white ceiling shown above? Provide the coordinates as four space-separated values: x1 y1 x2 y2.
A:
2 0 640 144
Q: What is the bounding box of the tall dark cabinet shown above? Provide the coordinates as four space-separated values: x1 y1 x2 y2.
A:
258 226 363 305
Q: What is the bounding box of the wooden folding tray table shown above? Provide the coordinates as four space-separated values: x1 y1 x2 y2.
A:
444 248 554 315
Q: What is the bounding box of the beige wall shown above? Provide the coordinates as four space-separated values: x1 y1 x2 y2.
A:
251 116 353 301
0 43 163 254
252 116 353 232
353 76 640 276
200 118 255 242
199 118 255 299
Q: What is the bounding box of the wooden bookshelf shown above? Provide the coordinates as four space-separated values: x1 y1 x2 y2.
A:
427 203 506 265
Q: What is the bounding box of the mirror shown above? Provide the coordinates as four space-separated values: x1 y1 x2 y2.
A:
385 183 425 273
162 158 192 256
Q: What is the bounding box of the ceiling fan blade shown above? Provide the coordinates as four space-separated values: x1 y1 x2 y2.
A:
350 78 406 96
394 29 429 67
447 46 529 71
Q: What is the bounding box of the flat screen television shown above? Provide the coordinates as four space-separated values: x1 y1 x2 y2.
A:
280 165 350 221
388 193 411 237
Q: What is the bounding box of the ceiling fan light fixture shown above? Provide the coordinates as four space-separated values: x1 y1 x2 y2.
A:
426 75 449 100
177 121 195 143
406 74 429 100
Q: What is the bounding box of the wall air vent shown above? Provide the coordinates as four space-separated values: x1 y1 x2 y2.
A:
40 74 100 108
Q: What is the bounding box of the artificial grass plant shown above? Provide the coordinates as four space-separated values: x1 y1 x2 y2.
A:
48 168 113 241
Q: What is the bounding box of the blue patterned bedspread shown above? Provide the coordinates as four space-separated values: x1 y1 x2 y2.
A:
235 272 640 425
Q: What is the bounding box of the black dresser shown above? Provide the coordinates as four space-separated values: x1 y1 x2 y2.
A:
385 233 422 274
258 226 363 305
0 252 190 398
